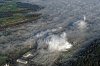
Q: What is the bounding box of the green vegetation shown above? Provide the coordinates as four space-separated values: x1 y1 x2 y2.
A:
0 1 18 12
0 13 41 26
0 0 42 27
0 54 8 65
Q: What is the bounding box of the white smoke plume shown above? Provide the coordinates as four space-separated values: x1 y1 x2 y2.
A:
73 16 88 31
77 20 87 30
44 32 72 52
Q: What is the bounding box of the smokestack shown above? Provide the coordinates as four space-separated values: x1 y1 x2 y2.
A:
83 15 86 22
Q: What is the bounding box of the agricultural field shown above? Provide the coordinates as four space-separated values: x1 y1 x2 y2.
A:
0 0 42 27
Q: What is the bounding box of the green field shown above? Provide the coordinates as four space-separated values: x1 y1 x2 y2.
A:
0 0 41 27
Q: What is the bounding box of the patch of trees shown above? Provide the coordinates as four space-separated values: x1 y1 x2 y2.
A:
16 2 44 11
0 12 13 18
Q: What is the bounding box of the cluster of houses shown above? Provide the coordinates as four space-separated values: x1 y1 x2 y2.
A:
4 64 9 66
4 52 34 66
16 52 33 65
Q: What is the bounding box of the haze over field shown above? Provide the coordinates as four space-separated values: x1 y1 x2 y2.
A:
0 0 100 66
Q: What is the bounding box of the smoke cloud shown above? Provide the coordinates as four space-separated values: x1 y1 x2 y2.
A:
44 32 72 52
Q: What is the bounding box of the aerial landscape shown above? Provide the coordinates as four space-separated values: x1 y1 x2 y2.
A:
0 0 100 66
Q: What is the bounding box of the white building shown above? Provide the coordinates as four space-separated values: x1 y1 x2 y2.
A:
4 64 9 66
16 59 28 64
23 53 33 58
